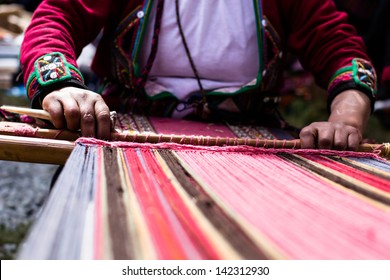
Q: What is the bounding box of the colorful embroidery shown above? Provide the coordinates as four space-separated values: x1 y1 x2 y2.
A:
353 58 377 95
328 58 377 97
26 52 84 100
35 52 70 85
328 68 353 94
112 4 145 91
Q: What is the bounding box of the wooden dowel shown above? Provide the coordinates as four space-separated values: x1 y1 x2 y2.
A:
357 142 390 158
111 132 301 148
0 106 118 128
0 105 51 120
0 122 79 141
0 134 74 164
1 121 389 161
111 132 390 158
1 107 389 158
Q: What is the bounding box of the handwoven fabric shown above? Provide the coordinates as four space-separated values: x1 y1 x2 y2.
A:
18 114 390 259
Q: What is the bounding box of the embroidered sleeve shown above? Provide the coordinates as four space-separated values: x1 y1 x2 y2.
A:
327 58 377 112
26 52 88 108
19 0 120 108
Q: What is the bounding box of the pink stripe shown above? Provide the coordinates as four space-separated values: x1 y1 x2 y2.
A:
141 150 223 259
177 150 390 259
125 149 183 259
124 148 208 259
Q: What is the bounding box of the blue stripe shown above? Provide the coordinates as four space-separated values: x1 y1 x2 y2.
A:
348 157 390 172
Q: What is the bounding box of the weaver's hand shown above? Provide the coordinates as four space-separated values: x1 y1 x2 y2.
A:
299 89 371 150
42 87 111 139
299 121 363 150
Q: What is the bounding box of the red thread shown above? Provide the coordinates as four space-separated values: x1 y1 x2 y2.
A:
123 148 221 259
177 149 390 259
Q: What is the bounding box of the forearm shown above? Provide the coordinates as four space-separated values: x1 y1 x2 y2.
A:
328 89 371 134
21 0 110 75
20 0 114 105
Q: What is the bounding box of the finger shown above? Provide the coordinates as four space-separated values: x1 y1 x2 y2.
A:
332 128 348 150
347 132 361 151
42 94 66 129
61 98 81 131
317 127 334 149
94 100 111 140
78 102 96 137
299 126 317 149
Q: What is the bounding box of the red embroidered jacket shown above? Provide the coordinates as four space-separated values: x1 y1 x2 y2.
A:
20 0 376 112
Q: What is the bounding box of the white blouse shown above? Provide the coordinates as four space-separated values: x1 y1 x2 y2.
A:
139 0 259 117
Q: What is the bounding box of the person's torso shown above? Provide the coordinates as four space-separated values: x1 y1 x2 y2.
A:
97 0 286 120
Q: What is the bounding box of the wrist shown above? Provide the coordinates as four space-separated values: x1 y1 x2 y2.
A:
327 58 377 114
26 52 87 108
328 89 371 132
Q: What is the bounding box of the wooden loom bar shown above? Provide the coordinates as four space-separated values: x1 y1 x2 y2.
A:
112 132 301 147
0 122 79 141
0 124 389 166
1 106 389 159
0 105 52 121
112 133 390 158
0 135 74 164
0 120 386 153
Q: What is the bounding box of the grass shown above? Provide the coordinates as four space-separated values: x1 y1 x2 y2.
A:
0 224 30 259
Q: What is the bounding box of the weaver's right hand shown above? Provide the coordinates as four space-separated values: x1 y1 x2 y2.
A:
42 87 111 139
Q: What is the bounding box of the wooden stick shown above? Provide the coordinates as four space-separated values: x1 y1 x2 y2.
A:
0 121 79 141
111 131 301 148
1 120 389 162
5 107 387 157
1 121 389 157
0 134 74 164
0 105 51 120
0 106 118 128
111 132 390 158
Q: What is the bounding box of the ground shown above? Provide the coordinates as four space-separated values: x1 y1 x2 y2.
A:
0 160 58 259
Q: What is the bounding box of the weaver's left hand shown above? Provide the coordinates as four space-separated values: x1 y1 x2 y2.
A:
299 89 371 150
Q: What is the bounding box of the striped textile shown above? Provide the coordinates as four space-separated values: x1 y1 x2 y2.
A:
18 114 390 259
